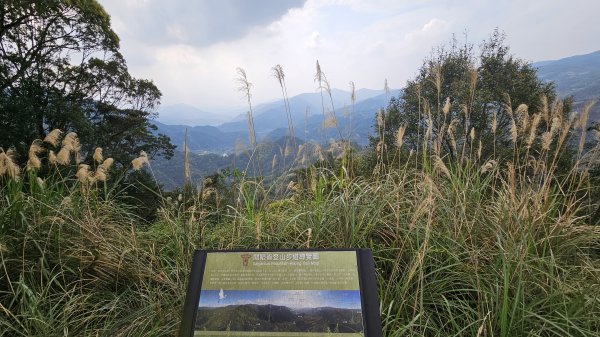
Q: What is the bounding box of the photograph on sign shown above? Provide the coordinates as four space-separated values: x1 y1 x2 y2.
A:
194 251 364 336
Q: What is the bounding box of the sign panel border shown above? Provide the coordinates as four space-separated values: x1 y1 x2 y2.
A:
178 248 382 337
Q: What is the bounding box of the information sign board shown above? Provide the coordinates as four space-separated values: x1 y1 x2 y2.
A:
179 249 381 337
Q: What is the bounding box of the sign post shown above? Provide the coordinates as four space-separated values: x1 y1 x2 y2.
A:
179 249 382 337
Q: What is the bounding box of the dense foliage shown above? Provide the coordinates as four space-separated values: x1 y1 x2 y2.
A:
0 0 174 165
1 117 599 335
370 30 564 164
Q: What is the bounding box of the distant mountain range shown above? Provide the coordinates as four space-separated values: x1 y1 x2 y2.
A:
152 88 399 154
150 50 600 190
534 50 600 122
195 304 363 333
157 104 227 126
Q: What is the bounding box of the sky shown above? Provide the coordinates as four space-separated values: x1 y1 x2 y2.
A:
198 290 362 309
98 0 600 113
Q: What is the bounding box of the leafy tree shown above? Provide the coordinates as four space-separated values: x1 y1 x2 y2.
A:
0 0 174 221
370 29 563 164
0 0 174 165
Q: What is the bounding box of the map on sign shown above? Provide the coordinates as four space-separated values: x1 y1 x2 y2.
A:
194 251 364 337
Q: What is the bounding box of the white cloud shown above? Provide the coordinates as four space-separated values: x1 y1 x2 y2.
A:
305 31 322 49
98 0 600 111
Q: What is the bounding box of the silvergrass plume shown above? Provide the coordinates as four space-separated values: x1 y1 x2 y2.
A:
272 64 295 140
271 155 278 172
442 97 451 116
43 129 63 147
481 159 497 173
93 167 107 182
516 104 529 133
541 131 553 151
557 112 576 150
312 144 324 162
284 142 292 157
100 157 114 171
26 139 44 171
234 138 246 155
433 155 451 179
578 101 596 154
424 116 433 143
469 67 478 95
376 110 384 128
526 113 541 148
131 151 149 170
183 128 191 183
395 125 406 150
433 64 442 98
384 78 390 97
56 148 71 165
540 95 549 122
62 132 80 152
94 158 114 182
48 150 57 165
57 132 81 165
315 60 323 85
550 116 561 135
236 67 256 147
503 93 513 118
76 164 94 185
510 119 518 143
272 64 285 87
323 116 337 129
0 148 20 180
93 147 103 164
432 138 441 157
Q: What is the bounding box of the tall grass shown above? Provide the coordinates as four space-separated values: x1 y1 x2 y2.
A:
1 76 599 337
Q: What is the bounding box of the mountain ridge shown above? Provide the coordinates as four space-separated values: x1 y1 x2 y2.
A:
152 88 400 153
195 303 363 333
